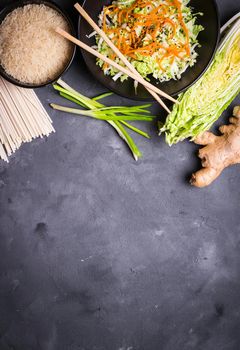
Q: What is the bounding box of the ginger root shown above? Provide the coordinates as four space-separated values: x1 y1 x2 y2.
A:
191 106 240 188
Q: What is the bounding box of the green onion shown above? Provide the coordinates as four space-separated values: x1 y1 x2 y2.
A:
50 104 154 121
51 79 154 160
110 120 142 161
120 121 150 139
92 92 113 101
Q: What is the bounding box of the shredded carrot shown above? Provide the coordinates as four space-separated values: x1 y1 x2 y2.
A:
101 0 192 69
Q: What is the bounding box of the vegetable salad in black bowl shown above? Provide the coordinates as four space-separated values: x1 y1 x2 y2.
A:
78 0 220 100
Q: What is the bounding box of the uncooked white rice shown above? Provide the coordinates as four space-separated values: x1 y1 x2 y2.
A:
0 4 73 84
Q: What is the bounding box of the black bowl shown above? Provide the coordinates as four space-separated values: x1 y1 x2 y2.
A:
78 0 220 100
0 0 76 88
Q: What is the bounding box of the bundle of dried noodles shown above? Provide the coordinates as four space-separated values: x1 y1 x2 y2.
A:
0 76 55 162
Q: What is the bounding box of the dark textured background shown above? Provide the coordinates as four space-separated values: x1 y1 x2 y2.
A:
0 1 240 349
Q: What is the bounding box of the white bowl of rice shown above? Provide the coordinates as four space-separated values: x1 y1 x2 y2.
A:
0 0 76 88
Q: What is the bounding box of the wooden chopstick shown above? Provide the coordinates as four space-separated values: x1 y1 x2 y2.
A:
56 28 177 107
74 3 175 112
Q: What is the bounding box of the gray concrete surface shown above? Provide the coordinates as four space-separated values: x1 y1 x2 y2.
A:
0 0 240 349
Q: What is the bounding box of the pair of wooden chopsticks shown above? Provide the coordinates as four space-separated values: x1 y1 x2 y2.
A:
56 3 178 113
